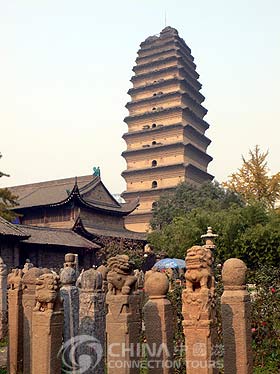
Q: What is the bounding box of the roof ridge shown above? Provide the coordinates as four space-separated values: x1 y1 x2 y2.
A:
7 175 93 189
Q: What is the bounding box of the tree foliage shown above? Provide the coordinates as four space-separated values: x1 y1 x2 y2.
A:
223 145 280 208
150 181 243 229
0 153 18 221
148 182 280 269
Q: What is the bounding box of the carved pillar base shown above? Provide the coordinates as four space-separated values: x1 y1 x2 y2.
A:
31 310 63 374
106 294 141 374
182 289 218 374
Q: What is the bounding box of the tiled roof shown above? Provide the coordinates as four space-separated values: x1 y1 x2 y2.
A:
8 175 95 209
82 223 147 241
21 225 99 249
0 216 28 238
7 175 139 215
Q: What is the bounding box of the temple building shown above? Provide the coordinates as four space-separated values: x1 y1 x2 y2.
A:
122 26 214 232
6 174 146 268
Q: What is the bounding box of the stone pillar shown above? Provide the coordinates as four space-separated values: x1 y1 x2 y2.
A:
106 255 141 374
97 264 108 293
22 267 45 374
79 268 105 374
221 258 253 374
182 245 218 374
7 269 24 374
0 257 8 340
60 261 79 373
31 273 63 374
143 270 174 373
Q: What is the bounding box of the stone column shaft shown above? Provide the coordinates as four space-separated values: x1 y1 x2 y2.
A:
106 294 141 374
143 271 174 374
221 259 253 374
0 258 7 340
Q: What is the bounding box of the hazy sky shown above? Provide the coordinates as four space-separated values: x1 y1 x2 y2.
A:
1 0 279 193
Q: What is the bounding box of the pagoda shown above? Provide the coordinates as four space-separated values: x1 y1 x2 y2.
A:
121 26 214 232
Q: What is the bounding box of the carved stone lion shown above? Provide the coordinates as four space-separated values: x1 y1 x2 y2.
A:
185 245 213 292
34 273 60 312
107 255 137 295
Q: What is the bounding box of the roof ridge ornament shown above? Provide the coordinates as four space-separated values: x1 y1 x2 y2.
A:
93 166 101 177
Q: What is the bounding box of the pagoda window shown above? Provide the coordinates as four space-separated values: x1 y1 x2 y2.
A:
152 201 158 209
153 93 157 96
152 141 157 146
152 123 157 128
151 160 157 167
152 181 158 189
152 107 157 111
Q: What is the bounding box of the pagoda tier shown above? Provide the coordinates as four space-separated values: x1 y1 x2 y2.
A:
122 26 214 232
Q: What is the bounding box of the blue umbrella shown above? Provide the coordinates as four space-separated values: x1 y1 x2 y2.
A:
171 258 186 269
154 258 186 270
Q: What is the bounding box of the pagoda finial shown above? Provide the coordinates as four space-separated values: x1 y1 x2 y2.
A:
201 227 218 249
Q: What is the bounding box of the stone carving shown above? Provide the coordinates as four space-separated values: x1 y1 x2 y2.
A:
144 270 169 297
107 255 137 295
8 268 24 374
8 268 23 290
60 267 76 286
23 259 33 274
34 273 60 312
64 253 76 269
22 267 45 374
185 245 214 294
80 267 103 291
221 258 253 374
97 264 108 292
79 268 105 374
32 271 63 374
106 255 141 374
144 270 173 373
182 244 218 374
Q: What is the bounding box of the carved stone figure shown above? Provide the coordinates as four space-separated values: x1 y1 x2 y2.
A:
107 255 137 295
185 245 214 292
23 259 33 274
8 269 23 290
182 244 218 374
34 273 60 312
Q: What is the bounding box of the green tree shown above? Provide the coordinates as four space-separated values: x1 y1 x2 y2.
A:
0 153 18 221
148 182 280 269
223 145 280 208
150 181 243 229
